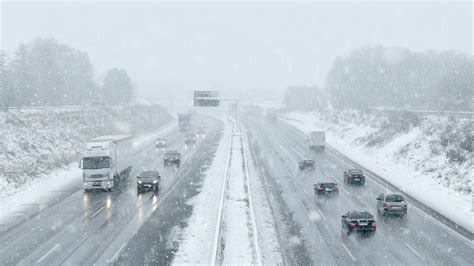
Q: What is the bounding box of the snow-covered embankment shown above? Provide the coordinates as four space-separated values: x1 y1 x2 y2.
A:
282 111 473 234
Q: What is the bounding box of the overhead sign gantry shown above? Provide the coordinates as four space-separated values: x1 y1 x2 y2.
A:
193 91 220 107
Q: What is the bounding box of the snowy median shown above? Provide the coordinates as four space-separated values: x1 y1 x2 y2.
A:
281 111 473 235
173 114 281 264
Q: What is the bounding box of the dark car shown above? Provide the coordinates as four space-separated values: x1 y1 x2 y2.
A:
137 171 160 191
163 150 181 167
343 169 365 185
155 137 168 149
376 193 408 217
298 159 315 170
185 133 197 145
341 211 376 236
314 182 339 197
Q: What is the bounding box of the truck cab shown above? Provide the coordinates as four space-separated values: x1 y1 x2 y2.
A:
80 135 132 191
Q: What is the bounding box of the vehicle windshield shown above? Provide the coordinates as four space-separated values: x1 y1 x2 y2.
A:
139 172 159 179
83 157 110 169
321 183 336 188
348 211 373 219
386 195 405 202
349 169 363 174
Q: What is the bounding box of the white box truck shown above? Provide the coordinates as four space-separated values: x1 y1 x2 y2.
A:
80 135 133 191
307 131 325 151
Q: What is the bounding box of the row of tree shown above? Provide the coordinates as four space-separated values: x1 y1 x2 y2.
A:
0 38 134 107
285 47 473 111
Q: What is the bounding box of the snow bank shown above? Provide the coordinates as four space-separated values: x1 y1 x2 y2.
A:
0 106 171 199
282 111 473 234
0 108 174 231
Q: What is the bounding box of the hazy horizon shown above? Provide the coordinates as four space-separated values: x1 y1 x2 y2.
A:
1 1 472 100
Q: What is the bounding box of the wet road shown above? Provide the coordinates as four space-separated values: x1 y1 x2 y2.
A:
245 114 474 265
0 115 223 265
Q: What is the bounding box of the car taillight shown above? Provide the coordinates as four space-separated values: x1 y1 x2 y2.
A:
371 221 376 228
318 187 324 191
349 221 358 228
383 202 388 208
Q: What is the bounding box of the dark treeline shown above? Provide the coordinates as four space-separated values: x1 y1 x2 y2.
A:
0 38 134 107
285 47 473 111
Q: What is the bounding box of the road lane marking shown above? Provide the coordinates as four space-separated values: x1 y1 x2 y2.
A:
338 185 349 195
90 206 105 218
342 243 357 262
316 209 326 221
109 242 126 262
36 243 60 264
404 242 426 262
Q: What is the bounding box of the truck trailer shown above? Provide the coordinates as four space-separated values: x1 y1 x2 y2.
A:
307 130 326 151
178 113 192 132
80 135 133 191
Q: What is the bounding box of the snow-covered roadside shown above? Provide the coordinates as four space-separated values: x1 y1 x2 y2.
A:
172 115 233 264
173 114 282 264
0 120 175 232
281 111 474 234
220 130 262 264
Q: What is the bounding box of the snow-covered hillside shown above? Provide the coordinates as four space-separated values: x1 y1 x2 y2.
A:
282 111 473 232
0 106 171 198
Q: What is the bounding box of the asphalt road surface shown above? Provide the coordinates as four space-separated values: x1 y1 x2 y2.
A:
0 115 223 265
244 113 474 265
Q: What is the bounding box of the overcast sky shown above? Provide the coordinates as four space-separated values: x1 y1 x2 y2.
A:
1 1 472 99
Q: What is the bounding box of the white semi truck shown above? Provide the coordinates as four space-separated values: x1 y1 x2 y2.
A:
80 135 133 191
307 130 326 151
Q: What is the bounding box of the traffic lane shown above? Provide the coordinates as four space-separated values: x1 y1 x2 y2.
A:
274 120 474 265
33 116 219 265
0 126 184 260
269 125 423 265
0 117 217 265
115 118 224 265
248 118 421 265
0 128 187 265
245 118 340 265
60 116 220 265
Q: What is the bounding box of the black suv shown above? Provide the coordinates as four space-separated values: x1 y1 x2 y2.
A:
298 159 315 170
163 150 181 167
341 211 376 236
343 169 365 185
136 171 160 192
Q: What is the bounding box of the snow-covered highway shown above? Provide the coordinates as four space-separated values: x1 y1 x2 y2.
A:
244 112 474 265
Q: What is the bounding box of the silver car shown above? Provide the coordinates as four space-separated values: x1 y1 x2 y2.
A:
376 193 408 216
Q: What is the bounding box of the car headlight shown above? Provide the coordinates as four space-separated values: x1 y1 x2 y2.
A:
137 180 142 184
153 180 158 183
